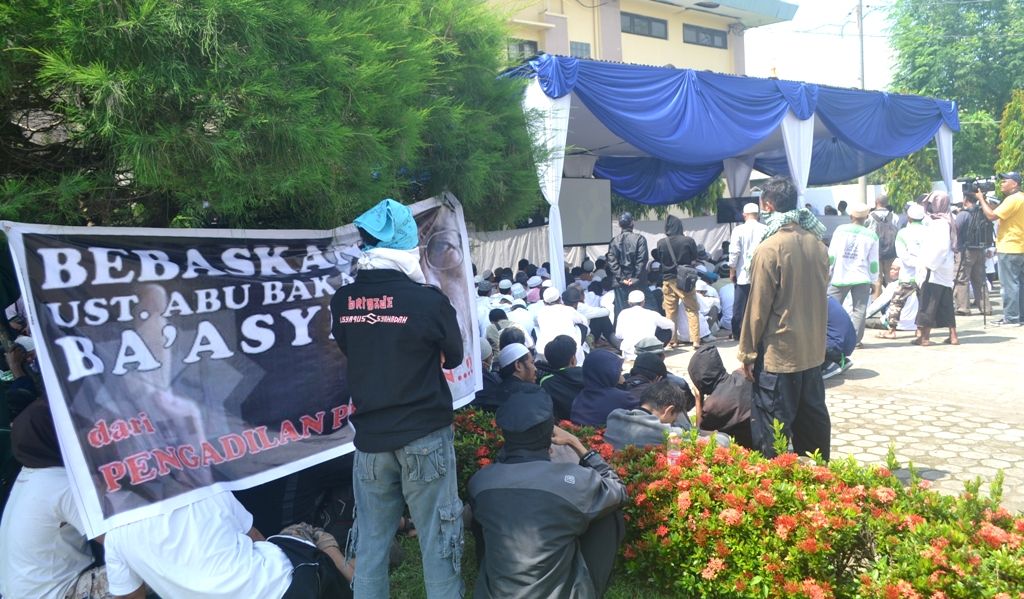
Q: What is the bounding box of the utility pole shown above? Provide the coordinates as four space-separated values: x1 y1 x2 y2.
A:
856 0 868 204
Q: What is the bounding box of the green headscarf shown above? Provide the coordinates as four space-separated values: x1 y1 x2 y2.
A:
761 208 826 241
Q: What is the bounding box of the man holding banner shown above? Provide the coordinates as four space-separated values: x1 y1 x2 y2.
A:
330 199 465 598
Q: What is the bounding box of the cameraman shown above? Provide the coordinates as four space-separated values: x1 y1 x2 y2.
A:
953 186 994 315
978 172 1024 326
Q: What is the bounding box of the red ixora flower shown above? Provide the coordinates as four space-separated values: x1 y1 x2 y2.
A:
700 557 726 580
872 486 897 504
477 458 492 467
676 491 692 513
655 524 669 537
719 508 743 526
775 515 797 540
475 446 489 457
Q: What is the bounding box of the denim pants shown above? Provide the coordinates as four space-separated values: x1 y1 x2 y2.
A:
828 283 871 344
998 252 1024 323
350 425 464 598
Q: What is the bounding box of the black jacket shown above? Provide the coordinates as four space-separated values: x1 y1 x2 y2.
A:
537 365 584 422
606 229 648 283
687 345 754 449
656 215 698 282
330 269 463 452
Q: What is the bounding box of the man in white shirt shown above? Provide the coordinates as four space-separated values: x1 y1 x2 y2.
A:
877 204 928 338
727 202 768 340
827 202 880 344
104 490 350 599
535 287 589 366
0 400 108 599
615 290 674 361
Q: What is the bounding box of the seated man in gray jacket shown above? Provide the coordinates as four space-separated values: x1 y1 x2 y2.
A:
605 380 694 450
468 388 627 598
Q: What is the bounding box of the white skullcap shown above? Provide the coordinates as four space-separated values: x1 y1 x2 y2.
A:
511 283 527 299
498 279 512 290
541 279 554 288
527 275 542 288
498 343 529 368
13 335 34 353
628 290 645 304
907 204 926 221
542 287 560 304
848 202 870 218
742 202 760 214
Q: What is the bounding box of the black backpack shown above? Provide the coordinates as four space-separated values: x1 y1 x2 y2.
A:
870 212 898 260
960 207 995 250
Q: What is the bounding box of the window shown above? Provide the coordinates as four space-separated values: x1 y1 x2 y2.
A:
569 41 591 59
683 24 727 49
621 12 668 39
507 39 539 61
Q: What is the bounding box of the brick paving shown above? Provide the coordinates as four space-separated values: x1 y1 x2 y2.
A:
663 289 1024 512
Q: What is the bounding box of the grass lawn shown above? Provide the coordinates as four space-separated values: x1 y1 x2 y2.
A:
388 533 671 599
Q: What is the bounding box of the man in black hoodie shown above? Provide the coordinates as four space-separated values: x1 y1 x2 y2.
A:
687 345 754 449
537 335 584 421
657 215 702 348
330 199 464 598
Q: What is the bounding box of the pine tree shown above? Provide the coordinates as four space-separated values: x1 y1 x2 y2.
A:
0 0 540 229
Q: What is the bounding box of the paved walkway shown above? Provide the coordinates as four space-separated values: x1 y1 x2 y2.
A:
664 290 1024 512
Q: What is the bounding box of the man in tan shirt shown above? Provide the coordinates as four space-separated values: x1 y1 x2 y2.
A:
737 176 831 460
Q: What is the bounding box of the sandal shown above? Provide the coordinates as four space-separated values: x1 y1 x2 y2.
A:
942 337 959 345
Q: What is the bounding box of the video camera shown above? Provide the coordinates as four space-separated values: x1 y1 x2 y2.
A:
960 178 996 195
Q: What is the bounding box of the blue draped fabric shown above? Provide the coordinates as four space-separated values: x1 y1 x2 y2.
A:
815 87 960 158
511 54 959 205
527 55 817 165
593 157 724 205
754 138 893 186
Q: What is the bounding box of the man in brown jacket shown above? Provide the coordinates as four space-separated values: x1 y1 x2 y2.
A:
737 176 831 460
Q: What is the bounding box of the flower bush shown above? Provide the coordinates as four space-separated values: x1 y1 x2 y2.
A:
454 408 1024 597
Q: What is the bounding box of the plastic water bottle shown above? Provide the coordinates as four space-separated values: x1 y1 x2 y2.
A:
666 431 682 466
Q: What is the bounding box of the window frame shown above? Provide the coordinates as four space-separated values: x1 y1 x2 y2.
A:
682 24 728 49
620 12 669 40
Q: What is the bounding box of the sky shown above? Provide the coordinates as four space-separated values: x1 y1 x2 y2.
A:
744 1 895 91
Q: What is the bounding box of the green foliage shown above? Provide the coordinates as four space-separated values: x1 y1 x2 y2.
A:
954 109 1000 178
887 0 1023 182
888 0 1024 116
610 178 725 221
883 148 934 212
995 90 1024 176
0 0 539 229
450 408 1024 598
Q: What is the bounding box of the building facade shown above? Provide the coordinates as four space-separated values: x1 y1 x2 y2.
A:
500 0 797 75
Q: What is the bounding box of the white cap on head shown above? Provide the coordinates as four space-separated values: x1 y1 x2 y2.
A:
498 279 512 290
541 279 554 289
907 204 926 221
848 202 870 218
527 275 542 288
628 290 645 304
13 335 34 353
582 259 595 272
536 267 550 278
511 283 527 299
542 287 560 304
498 343 530 368
742 202 760 214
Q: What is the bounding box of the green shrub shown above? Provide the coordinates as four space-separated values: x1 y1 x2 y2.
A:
454 408 1024 598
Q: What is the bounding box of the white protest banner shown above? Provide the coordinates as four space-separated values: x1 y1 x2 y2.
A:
3 193 480 537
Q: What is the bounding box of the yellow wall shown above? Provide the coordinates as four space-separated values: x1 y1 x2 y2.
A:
492 0 737 73
619 0 733 72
